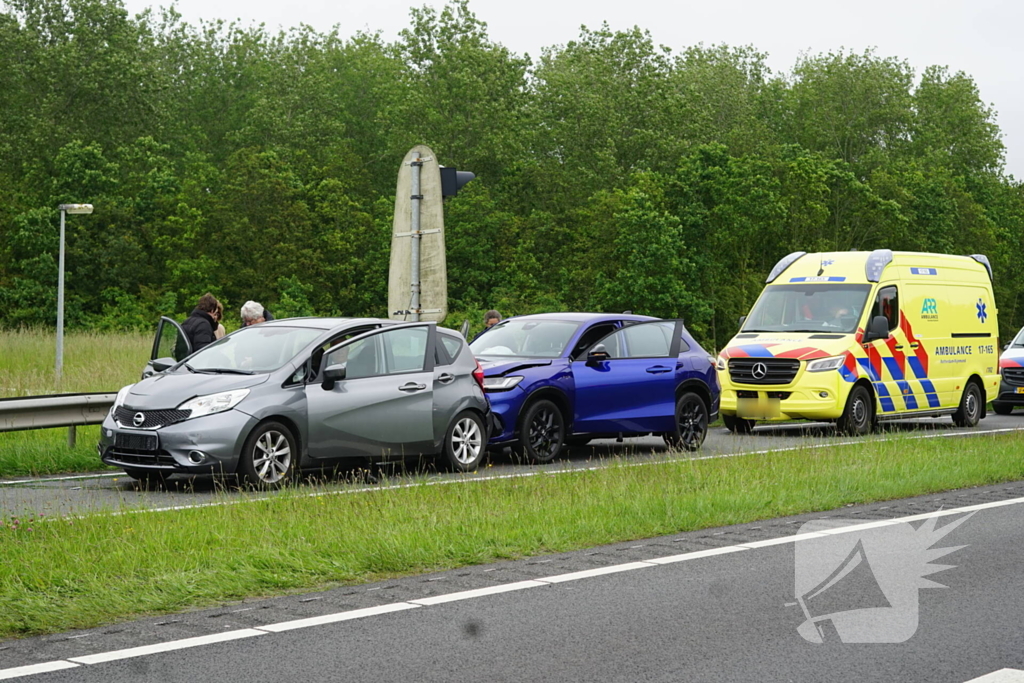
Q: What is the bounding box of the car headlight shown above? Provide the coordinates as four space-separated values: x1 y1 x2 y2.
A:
112 384 134 413
716 356 727 371
806 355 846 373
482 376 524 392
177 389 250 418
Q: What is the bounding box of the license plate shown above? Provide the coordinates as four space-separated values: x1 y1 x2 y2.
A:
1016 387 1024 395
114 432 159 451
737 396 782 419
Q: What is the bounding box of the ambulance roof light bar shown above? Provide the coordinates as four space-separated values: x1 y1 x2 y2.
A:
865 249 893 282
766 251 806 283
969 254 993 281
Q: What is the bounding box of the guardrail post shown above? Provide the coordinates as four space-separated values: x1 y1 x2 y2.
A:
67 425 77 449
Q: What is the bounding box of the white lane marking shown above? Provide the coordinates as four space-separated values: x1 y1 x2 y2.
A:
66 628 267 665
646 546 749 565
739 532 828 548
964 669 1024 682
7 492 1024 680
409 580 549 606
20 423 1024 520
258 602 420 633
0 661 79 680
538 561 655 583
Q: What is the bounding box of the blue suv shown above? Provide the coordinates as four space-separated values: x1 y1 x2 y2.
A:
470 313 720 462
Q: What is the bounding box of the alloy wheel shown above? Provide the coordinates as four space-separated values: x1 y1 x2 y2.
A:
252 430 292 484
451 417 483 465
528 407 562 459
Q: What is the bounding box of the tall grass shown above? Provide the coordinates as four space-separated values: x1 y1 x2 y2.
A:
0 328 149 397
2 432 1022 638
0 329 149 476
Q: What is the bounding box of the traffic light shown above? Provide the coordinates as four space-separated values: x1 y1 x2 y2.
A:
440 167 475 197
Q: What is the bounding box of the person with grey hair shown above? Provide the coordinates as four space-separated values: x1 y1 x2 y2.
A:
240 300 274 326
471 310 501 342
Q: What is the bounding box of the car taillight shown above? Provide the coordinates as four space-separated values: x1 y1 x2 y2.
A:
473 360 485 391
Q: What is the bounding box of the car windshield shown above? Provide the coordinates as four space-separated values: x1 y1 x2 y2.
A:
742 284 872 334
1013 328 1024 347
471 320 580 358
184 326 324 373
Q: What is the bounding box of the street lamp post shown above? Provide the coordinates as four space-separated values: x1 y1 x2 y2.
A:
55 203 93 387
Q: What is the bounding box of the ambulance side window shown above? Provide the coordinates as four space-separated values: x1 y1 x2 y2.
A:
871 286 899 332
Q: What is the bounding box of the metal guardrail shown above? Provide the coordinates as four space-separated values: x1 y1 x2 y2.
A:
0 393 116 447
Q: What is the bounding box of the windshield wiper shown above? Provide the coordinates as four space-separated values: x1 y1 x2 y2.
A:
195 368 255 375
182 363 195 373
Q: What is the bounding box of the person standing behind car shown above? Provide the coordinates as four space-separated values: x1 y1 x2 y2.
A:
213 301 227 340
181 293 220 354
471 310 502 342
241 300 271 326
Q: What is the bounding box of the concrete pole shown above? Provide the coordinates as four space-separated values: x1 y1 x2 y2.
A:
56 208 66 386
409 156 423 322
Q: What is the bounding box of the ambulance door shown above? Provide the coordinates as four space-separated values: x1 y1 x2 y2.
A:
945 284 998 406
862 284 914 414
902 283 945 408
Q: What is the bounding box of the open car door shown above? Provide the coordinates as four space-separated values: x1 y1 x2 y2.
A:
142 316 190 378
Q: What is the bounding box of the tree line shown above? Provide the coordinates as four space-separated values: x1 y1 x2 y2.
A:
1 0 1021 350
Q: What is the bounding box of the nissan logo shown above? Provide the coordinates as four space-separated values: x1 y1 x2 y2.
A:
751 362 768 380
133 412 146 428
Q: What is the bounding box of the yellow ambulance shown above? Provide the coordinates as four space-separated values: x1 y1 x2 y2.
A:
717 250 999 434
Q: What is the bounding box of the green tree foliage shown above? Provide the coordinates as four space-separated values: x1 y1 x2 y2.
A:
0 0 1022 351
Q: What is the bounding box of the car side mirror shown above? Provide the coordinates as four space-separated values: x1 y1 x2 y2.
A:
586 344 610 364
737 315 747 328
864 315 890 342
321 363 346 390
151 357 177 373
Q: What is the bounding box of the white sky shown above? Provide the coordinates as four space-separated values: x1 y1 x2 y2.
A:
123 0 1024 179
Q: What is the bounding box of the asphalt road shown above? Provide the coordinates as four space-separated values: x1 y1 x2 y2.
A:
2 414 1023 518
5 479 1024 681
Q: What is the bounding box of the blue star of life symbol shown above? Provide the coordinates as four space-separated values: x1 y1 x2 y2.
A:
821 259 835 267
976 299 987 323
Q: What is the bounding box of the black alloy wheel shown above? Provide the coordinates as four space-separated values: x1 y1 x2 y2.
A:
663 393 709 451
512 399 565 464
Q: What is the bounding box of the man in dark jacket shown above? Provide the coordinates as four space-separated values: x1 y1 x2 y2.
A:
180 293 220 356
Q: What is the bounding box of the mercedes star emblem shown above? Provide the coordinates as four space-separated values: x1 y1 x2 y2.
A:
751 362 768 380
133 412 145 427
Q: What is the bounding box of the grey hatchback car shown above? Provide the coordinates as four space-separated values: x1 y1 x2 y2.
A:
98 318 490 486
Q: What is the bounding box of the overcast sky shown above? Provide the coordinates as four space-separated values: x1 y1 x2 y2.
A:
122 0 1024 179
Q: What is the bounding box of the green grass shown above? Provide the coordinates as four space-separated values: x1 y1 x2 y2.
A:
0 329 149 476
2 432 1023 638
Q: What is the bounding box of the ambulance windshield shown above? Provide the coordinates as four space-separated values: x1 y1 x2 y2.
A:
742 284 872 334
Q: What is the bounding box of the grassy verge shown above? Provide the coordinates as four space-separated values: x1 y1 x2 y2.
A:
2 432 1023 638
0 427 115 477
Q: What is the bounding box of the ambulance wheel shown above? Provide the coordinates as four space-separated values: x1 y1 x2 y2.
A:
992 401 1014 416
838 385 874 436
723 414 755 434
953 381 983 427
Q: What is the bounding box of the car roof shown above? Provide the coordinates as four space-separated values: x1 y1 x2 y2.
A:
261 317 392 331
504 312 660 323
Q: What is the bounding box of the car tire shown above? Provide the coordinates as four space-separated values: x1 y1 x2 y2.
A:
439 411 486 472
238 421 298 488
838 385 874 436
993 401 1014 416
123 468 171 488
511 399 565 464
663 393 709 451
953 381 983 427
723 414 755 434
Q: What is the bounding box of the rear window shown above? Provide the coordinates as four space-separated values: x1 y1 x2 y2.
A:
440 334 463 362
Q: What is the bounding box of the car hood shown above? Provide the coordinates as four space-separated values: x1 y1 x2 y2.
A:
126 371 270 407
1001 347 1024 368
477 356 555 377
720 334 854 361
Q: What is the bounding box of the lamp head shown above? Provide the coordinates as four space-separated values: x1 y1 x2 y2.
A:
58 204 93 214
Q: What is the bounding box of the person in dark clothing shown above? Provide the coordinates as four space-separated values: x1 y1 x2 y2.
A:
180 293 220 357
471 310 502 343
